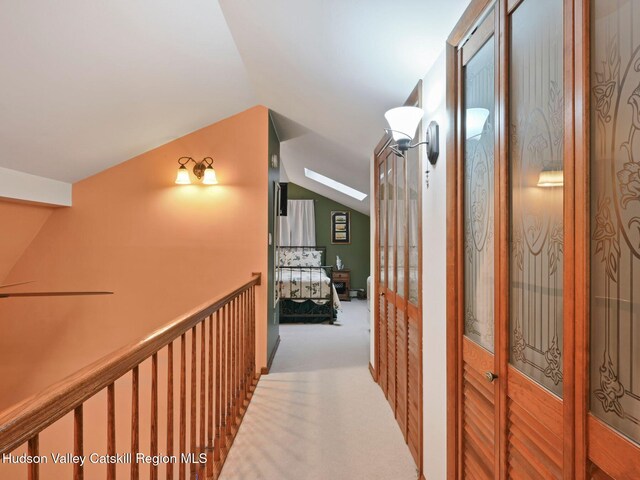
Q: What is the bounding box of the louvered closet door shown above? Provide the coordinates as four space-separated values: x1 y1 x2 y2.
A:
374 83 423 474
377 154 388 395
459 9 499 479
506 0 567 477
386 150 397 411
588 0 640 476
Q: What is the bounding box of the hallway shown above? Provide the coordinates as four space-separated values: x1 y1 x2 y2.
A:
219 300 418 480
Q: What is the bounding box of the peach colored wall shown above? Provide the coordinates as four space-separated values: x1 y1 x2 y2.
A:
0 201 54 283
0 106 270 413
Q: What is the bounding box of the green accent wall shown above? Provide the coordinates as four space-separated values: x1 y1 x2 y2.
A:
287 183 370 290
267 113 280 361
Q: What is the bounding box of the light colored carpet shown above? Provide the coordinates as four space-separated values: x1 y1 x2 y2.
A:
219 300 418 480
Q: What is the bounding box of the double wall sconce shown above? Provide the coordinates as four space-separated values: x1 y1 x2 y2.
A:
175 157 218 185
384 106 439 165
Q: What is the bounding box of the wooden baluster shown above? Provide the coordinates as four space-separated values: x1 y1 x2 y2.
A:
131 367 139 480
252 285 256 378
241 291 246 400
179 334 186 480
190 326 197 480
248 289 252 382
220 304 227 448
150 353 158 480
244 290 249 398
234 297 240 422
27 435 39 480
214 309 222 463
226 301 232 438
107 383 116 480
237 294 241 406
237 296 241 417
208 313 215 478
74 405 83 480
198 320 206 479
167 342 174 480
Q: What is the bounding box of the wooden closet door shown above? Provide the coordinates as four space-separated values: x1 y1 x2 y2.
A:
504 0 569 477
586 0 640 476
386 150 398 411
457 9 500 479
374 83 423 474
377 154 389 395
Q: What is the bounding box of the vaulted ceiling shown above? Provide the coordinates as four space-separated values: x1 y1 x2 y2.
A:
0 0 470 214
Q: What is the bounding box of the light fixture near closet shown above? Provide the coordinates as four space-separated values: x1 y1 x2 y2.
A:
384 106 439 165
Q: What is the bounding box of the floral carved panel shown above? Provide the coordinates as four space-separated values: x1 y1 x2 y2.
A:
464 35 496 353
591 0 640 444
509 0 564 397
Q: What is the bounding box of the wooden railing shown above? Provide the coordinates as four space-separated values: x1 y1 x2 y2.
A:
0 273 262 480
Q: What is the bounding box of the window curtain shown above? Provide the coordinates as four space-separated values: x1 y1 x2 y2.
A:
279 200 315 246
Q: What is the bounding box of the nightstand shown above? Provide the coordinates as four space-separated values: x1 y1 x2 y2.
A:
332 269 351 302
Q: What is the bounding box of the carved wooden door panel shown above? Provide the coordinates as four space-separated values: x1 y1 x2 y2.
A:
587 0 640 476
506 0 567 477
458 9 500 479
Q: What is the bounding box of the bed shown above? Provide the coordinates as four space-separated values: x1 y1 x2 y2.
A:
277 246 341 323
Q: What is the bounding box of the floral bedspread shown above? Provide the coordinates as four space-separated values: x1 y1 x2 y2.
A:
277 269 341 309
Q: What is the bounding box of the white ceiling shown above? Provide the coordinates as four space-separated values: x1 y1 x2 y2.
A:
0 0 256 182
219 0 470 213
0 0 470 210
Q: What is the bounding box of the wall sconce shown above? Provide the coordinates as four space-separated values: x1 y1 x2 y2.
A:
175 157 218 185
537 168 564 188
384 106 439 165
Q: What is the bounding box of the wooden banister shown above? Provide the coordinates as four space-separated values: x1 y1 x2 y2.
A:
0 272 261 472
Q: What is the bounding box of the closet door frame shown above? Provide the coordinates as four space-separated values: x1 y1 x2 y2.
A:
447 0 577 478
373 81 424 476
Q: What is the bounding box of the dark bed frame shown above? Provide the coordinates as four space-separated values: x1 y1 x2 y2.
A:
277 246 336 323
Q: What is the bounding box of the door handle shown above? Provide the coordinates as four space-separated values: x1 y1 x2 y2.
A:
484 371 498 383
380 292 385 297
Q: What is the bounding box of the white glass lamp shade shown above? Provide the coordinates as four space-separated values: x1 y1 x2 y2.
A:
537 169 564 188
384 106 424 144
465 108 490 140
175 165 191 185
202 166 218 185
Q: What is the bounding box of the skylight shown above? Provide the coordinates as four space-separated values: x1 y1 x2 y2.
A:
304 168 367 201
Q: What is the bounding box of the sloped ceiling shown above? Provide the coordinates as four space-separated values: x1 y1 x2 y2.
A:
0 0 470 210
219 0 470 214
0 0 256 182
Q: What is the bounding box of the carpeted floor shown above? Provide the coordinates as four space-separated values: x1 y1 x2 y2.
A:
219 299 418 480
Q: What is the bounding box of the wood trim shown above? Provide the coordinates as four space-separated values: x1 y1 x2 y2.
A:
496 1 509 478
0 274 262 454
507 0 525 14
261 334 281 375
573 0 589 478
455 43 467 480
373 141 381 381
587 415 640 479
369 363 377 382
448 0 495 47
562 0 577 478
507 367 563 439
445 39 460 480
462 9 496 66
462 337 495 375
